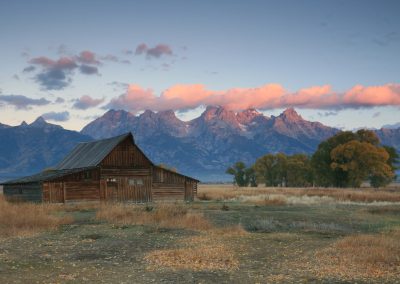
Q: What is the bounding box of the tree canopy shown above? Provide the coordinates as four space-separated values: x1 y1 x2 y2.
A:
226 161 257 187
227 129 398 188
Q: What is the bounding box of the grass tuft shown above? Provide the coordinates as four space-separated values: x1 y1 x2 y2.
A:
198 184 400 204
96 202 213 231
313 228 400 279
0 195 72 238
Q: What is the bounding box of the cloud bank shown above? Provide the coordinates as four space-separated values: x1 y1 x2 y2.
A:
73 95 104 110
0 94 50 110
42 111 70 121
135 43 173 59
106 83 400 113
28 53 99 90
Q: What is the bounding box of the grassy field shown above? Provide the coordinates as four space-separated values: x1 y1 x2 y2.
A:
1 185 400 283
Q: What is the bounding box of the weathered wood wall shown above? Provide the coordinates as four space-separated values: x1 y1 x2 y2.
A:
53 169 100 182
64 181 100 201
184 180 197 201
3 183 42 202
43 180 100 202
100 176 152 202
100 168 150 177
101 138 152 168
152 167 197 201
43 182 64 203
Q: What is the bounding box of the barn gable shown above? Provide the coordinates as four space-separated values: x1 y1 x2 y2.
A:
100 135 152 168
57 133 136 170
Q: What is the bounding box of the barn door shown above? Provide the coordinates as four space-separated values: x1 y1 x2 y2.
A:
127 176 151 202
106 179 119 201
184 180 193 201
44 182 64 203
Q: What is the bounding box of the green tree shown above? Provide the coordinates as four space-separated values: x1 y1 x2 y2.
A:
226 161 249 187
312 131 356 187
246 167 258 187
254 154 279 186
286 154 313 187
275 153 288 186
383 146 399 172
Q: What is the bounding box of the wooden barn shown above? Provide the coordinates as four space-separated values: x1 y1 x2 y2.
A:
1 133 198 203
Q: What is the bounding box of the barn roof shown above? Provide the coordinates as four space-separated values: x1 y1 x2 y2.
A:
1 167 95 185
56 133 134 170
1 132 199 185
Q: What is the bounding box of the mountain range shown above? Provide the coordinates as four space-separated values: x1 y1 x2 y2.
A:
0 118 92 181
0 107 399 182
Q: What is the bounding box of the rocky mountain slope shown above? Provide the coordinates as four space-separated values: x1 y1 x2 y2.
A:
1 107 398 182
0 118 92 181
81 107 339 181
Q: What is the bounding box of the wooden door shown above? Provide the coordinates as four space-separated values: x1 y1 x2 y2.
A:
184 180 193 201
126 176 152 202
43 182 64 203
106 180 119 201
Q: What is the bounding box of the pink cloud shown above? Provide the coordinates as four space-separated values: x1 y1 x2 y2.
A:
343 84 400 107
30 56 77 70
106 83 400 113
76 50 100 65
135 43 148 55
135 43 173 59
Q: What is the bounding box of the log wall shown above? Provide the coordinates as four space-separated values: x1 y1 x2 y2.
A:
3 183 42 202
64 181 100 201
101 138 152 168
43 180 100 202
43 182 64 203
99 176 152 202
152 182 185 201
153 167 185 183
53 168 100 182
152 167 197 201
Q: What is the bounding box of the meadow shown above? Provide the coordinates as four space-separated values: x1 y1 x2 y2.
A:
0 184 400 283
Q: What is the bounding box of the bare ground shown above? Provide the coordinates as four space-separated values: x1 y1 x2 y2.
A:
1 185 400 283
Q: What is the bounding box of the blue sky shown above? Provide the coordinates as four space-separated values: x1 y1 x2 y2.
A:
0 0 399 130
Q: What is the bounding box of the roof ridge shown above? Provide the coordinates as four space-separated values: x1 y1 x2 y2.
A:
56 132 134 170
78 132 131 144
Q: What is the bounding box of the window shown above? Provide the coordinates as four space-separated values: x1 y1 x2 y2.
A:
84 171 92 180
107 178 117 182
129 178 143 186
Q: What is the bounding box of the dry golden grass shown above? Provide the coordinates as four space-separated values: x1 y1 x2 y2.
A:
312 229 400 279
62 202 100 212
96 203 213 231
198 184 400 203
97 202 246 271
0 195 72 238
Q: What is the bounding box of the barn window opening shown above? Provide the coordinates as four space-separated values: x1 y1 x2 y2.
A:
129 178 143 186
84 171 92 180
107 178 117 182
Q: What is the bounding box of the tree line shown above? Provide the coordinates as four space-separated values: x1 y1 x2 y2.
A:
226 130 399 188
